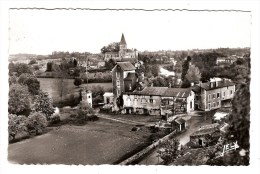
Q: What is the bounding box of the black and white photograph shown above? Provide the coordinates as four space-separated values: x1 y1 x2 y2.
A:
0 1 260 174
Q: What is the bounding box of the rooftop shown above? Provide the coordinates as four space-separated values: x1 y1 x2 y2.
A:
163 88 192 98
116 62 136 71
124 72 137 81
128 87 168 96
191 123 220 136
196 80 235 91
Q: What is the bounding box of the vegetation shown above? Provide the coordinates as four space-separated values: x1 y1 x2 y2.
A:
158 139 181 164
32 90 55 120
74 78 82 87
28 112 48 135
101 42 120 54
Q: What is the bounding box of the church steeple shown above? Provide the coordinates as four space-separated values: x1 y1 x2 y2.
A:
120 33 127 45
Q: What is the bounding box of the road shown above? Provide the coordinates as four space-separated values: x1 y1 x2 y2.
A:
138 114 212 165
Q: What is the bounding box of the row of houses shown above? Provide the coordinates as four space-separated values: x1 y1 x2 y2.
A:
104 62 236 116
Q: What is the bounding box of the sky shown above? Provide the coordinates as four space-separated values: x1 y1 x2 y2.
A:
9 9 251 55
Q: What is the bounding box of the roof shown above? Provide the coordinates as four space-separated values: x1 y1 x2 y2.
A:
213 112 229 120
163 88 192 98
103 92 114 97
126 87 168 96
174 117 186 124
191 123 220 136
105 52 118 54
197 80 235 91
116 62 136 71
124 72 137 81
120 58 137 63
120 33 127 45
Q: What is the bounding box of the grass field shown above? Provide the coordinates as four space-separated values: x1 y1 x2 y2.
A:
37 78 112 102
8 118 153 165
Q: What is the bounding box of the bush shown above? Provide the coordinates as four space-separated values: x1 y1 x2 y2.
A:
49 114 61 124
8 114 29 142
88 115 99 121
28 112 47 135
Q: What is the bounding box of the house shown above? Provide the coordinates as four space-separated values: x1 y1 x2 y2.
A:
190 123 221 148
193 78 236 111
122 87 195 116
112 62 136 99
161 88 195 118
171 117 186 131
97 61 105 68
123 87 168 115
103 92 114 104
81 89 92 108
104 34 138 62
216 55 241 65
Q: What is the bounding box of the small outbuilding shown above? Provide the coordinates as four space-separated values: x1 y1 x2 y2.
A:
103 92 114 104
172 117 186 131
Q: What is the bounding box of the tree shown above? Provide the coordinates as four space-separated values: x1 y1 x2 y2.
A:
46 62 53 72
74 78 82 88
105 58 116 70
181 56 191 81
9 84 31 115
158 139 181 164
9 75 17 85
101 42 120 54
8 114 29 141
28 112 47 135
73 59 78 67
9 63 33 76
28 59 37 65
24 76 40 95
185 64 201 82
32 90 55 120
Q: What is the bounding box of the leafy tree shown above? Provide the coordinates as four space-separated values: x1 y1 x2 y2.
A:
185 64 201 82
24 76 40 95
9 84 31 115
105 58 116 70
181 56 191 81
32 90 55 120
8 114 29 141
158 139 181 164
74 78 82 88
18 73 30 84
73 59 78 67
28 112 47 135
46 62 53 72
28 59 37 65
9 63 33 76
9 75 17 85
101 42 120 54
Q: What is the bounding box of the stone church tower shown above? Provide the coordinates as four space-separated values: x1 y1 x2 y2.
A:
119 33 127 58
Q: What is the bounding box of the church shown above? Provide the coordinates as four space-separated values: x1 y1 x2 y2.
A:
104 34 138 62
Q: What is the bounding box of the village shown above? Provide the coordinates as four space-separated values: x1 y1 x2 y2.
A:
8 33 250 165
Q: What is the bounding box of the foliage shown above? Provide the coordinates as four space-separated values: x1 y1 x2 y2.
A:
82 71 112 83
105 58 116 70
9 63 33 76
49 114 61 124
9 75 17 85
8 114 29 141
24 76 40 95
158 138 181 164
33 90 55 120
76 101 95 123
185 64 201 82
29 59 37 65
181 56 191 81
28 112 48 135
181 78 191 88
8 84 31 115
74 78 82 87
101 42 120 54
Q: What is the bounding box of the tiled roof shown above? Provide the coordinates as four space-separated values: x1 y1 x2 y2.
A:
120 33 127 45
191 123 220 136
197 80 235 91
127 87 168 96
163 88 192 98
116 62 136 71
124 72 137 81
175 117 186 124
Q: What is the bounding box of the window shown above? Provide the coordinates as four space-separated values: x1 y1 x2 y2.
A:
217 93 220 98
208 94 211 100
223 91 225 97
116 80 120 87
150 99 153 103
208 103 211 110
217 101 220 106
213 102 216 107
129 84 132 90
213 93 216 99
230 90 233 95
116 72 120 78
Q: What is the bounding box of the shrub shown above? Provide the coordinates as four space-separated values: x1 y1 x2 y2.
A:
49 114 61 124
88 115 99 121
8 114 29 142
28 112 47 135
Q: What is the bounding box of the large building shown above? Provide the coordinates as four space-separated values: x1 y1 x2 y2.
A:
104 34 138 62
193 78 236 111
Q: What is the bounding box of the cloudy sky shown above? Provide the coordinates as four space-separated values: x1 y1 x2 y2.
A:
9 9 251 55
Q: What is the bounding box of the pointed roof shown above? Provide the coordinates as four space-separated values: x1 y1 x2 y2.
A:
120 33 127 45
